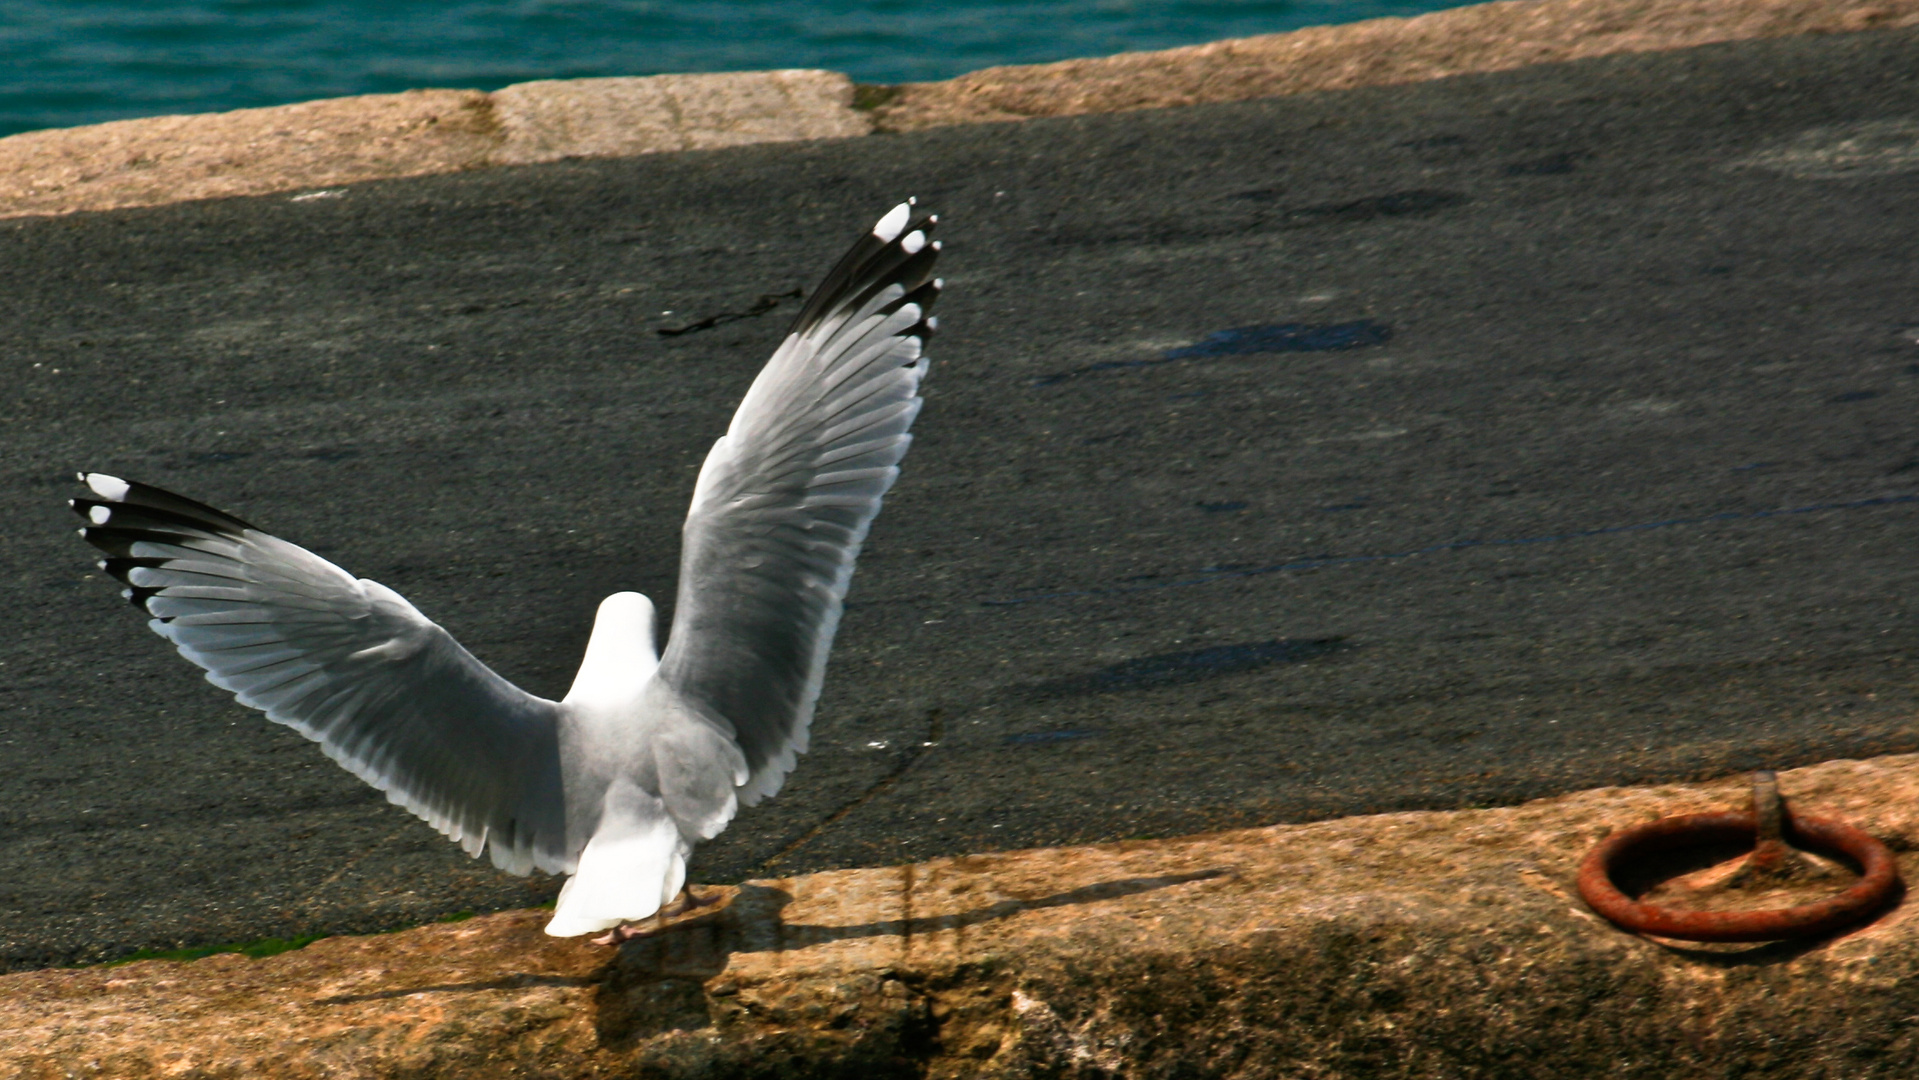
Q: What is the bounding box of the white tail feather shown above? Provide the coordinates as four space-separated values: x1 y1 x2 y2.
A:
543 781 688 936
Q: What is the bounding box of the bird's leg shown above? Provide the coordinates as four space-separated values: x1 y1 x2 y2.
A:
662 884 721 917
590 923 642 947
589 886 716 946
590 917 665 947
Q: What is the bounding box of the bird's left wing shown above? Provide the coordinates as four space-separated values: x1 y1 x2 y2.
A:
657 202 941 804
70 474 571 875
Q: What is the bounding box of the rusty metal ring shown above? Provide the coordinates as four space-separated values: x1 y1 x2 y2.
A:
1578 810 1900 943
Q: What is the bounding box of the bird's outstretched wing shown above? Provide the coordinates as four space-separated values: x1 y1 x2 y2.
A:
658 201 941 804
71 474 570 875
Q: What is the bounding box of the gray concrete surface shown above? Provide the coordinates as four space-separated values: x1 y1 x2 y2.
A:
3 27 1918 970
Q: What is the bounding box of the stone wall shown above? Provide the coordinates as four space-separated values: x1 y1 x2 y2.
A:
4 756 1915 1077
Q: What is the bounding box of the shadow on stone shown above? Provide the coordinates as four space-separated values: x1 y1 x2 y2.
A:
594 869 1229 1044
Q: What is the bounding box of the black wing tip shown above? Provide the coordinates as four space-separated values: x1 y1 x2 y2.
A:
124 583 165 610
787 202 944 337
70 475 258 613
75 533 165 613
70 473 257 533
871 198 938 241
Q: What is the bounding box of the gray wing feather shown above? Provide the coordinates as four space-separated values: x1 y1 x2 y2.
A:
73 479 570 875
658 205 941 804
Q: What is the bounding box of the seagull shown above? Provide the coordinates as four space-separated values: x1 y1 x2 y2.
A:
69 202 941 942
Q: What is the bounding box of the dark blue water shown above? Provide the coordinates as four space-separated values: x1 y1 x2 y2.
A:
0 1 1471 138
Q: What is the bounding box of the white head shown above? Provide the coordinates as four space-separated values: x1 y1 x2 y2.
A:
595 591 656 631
564 591 660 705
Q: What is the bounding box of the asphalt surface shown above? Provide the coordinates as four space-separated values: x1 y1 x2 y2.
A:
4 28 1919 970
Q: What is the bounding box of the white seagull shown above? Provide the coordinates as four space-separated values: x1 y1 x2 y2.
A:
70 202 941 942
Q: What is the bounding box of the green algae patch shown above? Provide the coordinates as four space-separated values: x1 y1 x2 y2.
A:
88 909 486 968
102 933 326 967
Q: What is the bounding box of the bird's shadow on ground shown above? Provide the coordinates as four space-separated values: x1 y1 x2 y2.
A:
591 868 1230 1043
310 867 1228 1043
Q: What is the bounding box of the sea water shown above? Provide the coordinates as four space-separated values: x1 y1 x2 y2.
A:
0 0 1471 137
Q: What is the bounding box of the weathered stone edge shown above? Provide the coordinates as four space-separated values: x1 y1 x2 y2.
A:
4 0 1917 221
867 0 1919 131
0 69 869 221
4 755 1918 1078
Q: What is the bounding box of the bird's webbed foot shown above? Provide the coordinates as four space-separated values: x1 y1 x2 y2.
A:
589 886 723 946
590 922 649 947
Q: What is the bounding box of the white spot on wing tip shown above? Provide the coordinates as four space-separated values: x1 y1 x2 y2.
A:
88 506 111 525
873 203 911 242
85 474 130 501
901 231 926 254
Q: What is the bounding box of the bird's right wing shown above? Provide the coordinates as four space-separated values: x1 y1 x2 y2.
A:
72 474 571 876
657 202 940 804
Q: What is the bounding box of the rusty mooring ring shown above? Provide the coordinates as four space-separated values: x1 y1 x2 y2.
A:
1578 804 1899 943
